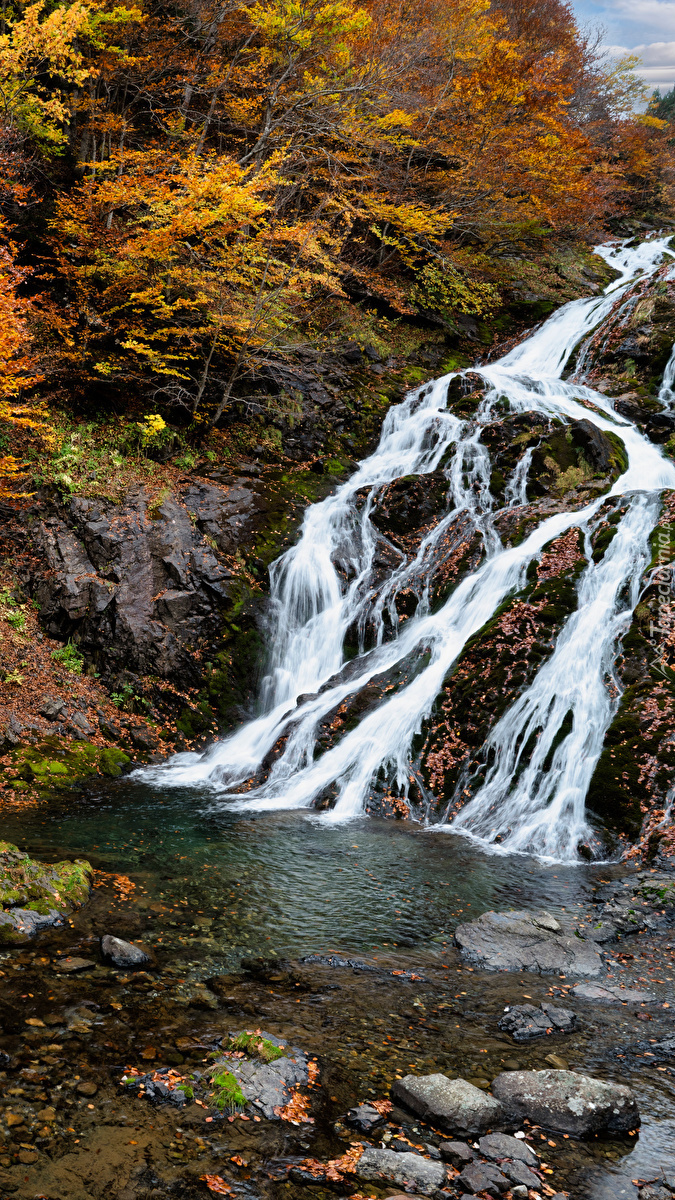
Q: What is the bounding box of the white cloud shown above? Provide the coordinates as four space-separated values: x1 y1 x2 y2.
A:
604 39 675 90
611 1 675 35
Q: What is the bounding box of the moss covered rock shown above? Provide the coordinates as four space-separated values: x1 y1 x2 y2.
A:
0 841 93 945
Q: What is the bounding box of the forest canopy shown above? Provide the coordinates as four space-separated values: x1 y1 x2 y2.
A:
0 0 673 443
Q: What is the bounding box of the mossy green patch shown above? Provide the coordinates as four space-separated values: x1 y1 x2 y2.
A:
98 747 131 777
228 1031 285 1062
210 1070 246 1112
0 842 93 943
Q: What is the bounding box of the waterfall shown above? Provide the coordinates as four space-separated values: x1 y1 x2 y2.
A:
660 344 675 409
138 236 675 862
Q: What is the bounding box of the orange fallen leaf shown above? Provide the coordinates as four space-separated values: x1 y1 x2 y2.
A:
274 1089 314 1125
200 1175 233 1195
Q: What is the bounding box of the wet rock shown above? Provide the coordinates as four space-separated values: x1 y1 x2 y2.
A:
391 1074 503 1134
458 1161 510 1196
639 1189 672 1200
652 1035 675 1057
345 1102 386 1131
101 934 151 968
477 1133 538 1166
498 1002 577 1040
208 1031 312 1119
572 982 655 1003
454 910 605 976
76 1081 98 1096
354 1146 447 1195
439 1141 474 1167
0 906 65 943
0 842 92 944
491 1069 639 1135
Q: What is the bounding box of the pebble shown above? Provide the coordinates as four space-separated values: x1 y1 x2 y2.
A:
6 1114 23 1127
76 1082 98 1097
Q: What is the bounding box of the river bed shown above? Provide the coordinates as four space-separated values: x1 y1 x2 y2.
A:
1 779 674 1200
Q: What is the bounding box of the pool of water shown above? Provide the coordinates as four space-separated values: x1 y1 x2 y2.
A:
2 776 625 965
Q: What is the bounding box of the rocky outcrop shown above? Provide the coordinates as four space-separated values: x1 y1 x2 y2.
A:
26 487 241 687
491 1068 639 1136
454 909 606 976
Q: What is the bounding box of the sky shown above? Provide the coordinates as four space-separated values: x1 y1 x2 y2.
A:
572 0 675 93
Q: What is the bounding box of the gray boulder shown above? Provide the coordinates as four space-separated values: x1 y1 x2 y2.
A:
101 934 151 968
491 1069 639 1135
458 1162 509 1196
498 1001 577 1041
354 1147 447 1195
392 1074 503 1135
477 1133 537 1166
455 910 605 976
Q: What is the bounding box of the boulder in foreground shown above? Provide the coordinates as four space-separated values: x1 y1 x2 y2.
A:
454 909 605 976
491 1068 639 1135
392 1073 503 1134
354 1146 447 1195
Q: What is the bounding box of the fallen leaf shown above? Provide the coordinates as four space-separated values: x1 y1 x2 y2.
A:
200 1175 233 1194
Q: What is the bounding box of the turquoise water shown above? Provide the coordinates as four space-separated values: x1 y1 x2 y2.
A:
4 776 615 963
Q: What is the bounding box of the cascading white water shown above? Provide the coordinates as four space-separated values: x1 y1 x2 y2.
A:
660 344 675 409
138 235 675 862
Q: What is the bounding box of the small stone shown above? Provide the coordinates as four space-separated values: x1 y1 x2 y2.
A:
477 1133 537 1166
25 1018 45 1028
18 1150 38 1164
458 1161 510 1196
76 1082 97 1097
345 1102 385 1131
6 1113 23 1127
511 1189 528 1199
36 1107 56 1122
439 1141 474 1167
101 934 150 968
391 1074 503 1135
544 1053 569 1070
